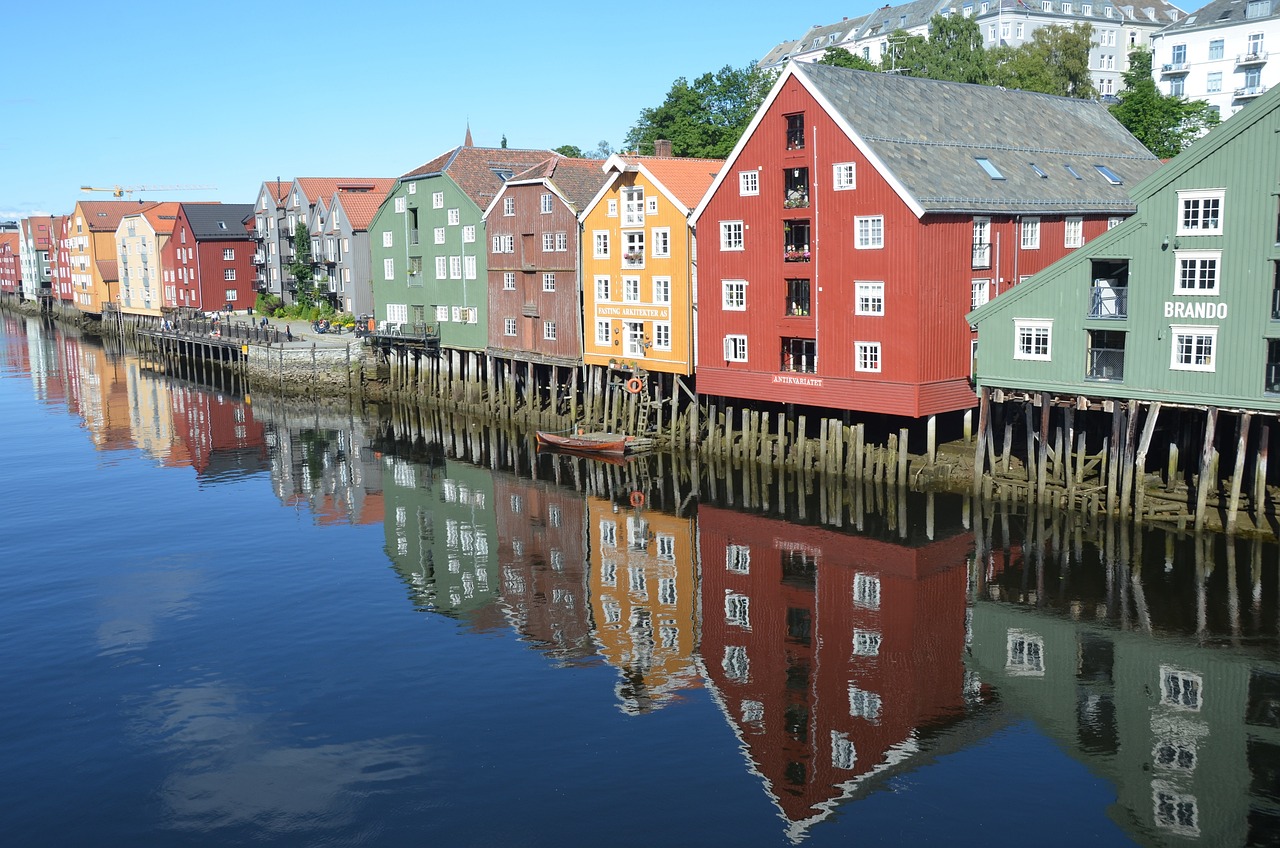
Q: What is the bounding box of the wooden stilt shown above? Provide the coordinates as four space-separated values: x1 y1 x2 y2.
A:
1133 402 1161 522
1227 412 1252 535
1194 407 1218 533
973 387 990 496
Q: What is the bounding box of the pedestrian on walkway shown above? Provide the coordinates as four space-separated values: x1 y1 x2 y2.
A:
286 326 293 342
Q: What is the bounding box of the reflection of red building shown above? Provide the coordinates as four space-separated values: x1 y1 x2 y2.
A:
170 385 267 476
698 505 972 836
493 475 595 664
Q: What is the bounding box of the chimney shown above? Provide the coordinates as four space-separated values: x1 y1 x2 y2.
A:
653 139 673 158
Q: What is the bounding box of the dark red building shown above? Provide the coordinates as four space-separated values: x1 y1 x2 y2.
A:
162 203 256 314
698 503 974 833
0 232 21 299
484 155 607 365
52 216 73 304
692 64 1160 419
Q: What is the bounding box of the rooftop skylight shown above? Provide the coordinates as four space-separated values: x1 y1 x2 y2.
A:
975 157 1006 179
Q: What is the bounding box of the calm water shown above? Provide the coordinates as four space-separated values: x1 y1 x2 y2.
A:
2 311 1278 847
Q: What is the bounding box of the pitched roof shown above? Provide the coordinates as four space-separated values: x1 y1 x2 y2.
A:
332 191 388 231
261 181 289 209
797 63 1160 214
1156 0 1277 34
853 0 947 39
294 177 397 206
509 156 612 211
138 202 183 234
77 201 160 232
183 203 256 240
400 146 557 208
96 258 118 281
620 155 725 210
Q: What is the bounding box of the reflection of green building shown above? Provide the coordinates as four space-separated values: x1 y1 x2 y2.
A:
380 454 501 627
967 600 1280 844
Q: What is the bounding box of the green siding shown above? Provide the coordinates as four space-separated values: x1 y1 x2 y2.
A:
369 176 489 351
971 86 1280 410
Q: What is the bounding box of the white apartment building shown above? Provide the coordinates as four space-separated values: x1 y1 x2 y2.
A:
1151 0 1279 119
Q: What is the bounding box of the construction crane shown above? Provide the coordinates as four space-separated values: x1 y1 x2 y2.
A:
80 184 217 198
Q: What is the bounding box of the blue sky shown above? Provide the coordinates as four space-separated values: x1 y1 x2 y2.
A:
0 0 879 220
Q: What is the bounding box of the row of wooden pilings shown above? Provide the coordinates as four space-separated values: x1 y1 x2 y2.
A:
974 387 1275 537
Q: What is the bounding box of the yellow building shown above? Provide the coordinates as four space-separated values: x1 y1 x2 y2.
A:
578 153 722 378
585 494 700 714
69 201 158 315
117 202 181 317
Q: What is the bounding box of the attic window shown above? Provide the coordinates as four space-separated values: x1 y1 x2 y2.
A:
493 169 514 181
1030 163 1049 178
1064 164 1083 180
975 157 1006 180
1094 164 1123 185
217 221 227 229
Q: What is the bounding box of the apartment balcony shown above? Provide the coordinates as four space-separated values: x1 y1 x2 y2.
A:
1267 362 1280 395
1237 50 1269 66
1088 285 1128 319
1235 84 1268 99
1160 62 1190 75
253 252 265 265
1086 348 1125 381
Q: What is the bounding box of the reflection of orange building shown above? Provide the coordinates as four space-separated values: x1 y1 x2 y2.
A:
586 495 699 713
170 385 267 477
698 504 972 837
493 475 595 665
71 344 134 451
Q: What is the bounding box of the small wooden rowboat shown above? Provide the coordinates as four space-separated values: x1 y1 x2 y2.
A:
536 430 643 456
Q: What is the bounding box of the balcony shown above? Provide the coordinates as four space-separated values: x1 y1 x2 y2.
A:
1086 347 1125 381
622 252 644 269
1237 50 1268 66
252 252 265 265
1235 84 1268 99
972 242 991 269
1160 62 1190 74
409 228 420 246
1088 285 1128 319
784 168 810 209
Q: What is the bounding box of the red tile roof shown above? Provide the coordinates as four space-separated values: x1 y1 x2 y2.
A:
401 147 556 208
294 177 397 207
335 191 390 232
625 155 725 210
138 202 183 234
77 201 160 233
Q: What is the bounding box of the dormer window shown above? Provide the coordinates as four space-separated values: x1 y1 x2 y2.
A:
493 169 513 181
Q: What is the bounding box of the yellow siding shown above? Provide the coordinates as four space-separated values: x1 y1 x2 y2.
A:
580 173 696 376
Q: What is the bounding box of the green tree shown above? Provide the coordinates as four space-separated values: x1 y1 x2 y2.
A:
989 24 1096 97
289 220 315 307
1109 50 1219 157
918 13 988 83
624 63 774 158
554 144 583 157
816 47 880 71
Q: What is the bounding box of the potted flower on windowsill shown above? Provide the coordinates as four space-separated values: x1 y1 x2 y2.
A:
783 195 809 209
623 252 643 263
784 248 810 262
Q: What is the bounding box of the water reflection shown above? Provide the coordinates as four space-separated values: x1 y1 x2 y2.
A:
4 311 1280 845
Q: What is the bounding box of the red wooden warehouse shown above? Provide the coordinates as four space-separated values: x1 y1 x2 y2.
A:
161 203 256 315
691 64 1160 419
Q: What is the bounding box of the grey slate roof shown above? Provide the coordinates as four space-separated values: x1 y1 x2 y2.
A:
183 203 255 240
1156 0 1278 34
798 63 1161 214
854 0 948 40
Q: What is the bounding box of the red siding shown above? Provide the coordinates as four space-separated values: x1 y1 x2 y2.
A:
486 182 583 364
697 75 1124 418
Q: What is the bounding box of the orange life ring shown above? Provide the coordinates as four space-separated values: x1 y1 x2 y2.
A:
625 377 643 394
629 491 645 508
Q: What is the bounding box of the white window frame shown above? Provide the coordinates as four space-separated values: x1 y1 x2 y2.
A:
432 191 444 209
646 197 658 215
653 321 671 351
449 255 461 280
594 275 610 301
607 199 618 217
622 187 644 227
542 272 556 292
1014 319 1053 361
434 227 445 245
855 216 884 249
622 275 640 303
462 225 475 243
652 276 670 304
383 257 395 280
1177 189 1225 236
502 197 514 216
543 321 556 341
651 227 670 258
855 341 881 373
853 573 881 609
540 193 554 214
464 255 476 280
593 231 610 259
738 171 759 196
394 197 406 213
720 221 744 251
1006 629 1045 676
852 630 881 657
855 281 884 316
832 162 856 190
595 320 611 345
435 256 447 279
1021 217 1040 249
542 233 555 252
1174 250 1221 295
382 230 394 248
555 232 567 252
723 279 746 311
972 278 991 309
222 248 234 260
724 334 748 361
1160 666 1203 711
503 272 516 291
1170 325 1217 372
1064 217 1084 248
503 317 517 336
447 208 460 226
